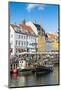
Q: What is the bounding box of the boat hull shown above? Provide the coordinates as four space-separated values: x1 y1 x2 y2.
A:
18 68 32 76
32 65 53 75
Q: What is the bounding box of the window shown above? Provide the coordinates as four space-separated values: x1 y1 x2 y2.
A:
22 61 23 63
22 42 23 46
20 41 22 46
19 35 20 39
16 27 20 32
20 41 21 46
21 35 23 39
16 40 17 45
24 42 25 46
23 42 24 46
19 41 20 46
27 41 28 46
24 36 25 39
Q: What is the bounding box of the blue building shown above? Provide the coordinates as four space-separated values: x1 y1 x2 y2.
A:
45 38 52 52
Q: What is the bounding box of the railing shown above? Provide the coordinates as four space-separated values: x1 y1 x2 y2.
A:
16 51 58 55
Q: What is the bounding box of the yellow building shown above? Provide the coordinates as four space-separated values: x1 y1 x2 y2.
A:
48 33 59 51
37 35 45 52
34 23 46 52
51 40 58 51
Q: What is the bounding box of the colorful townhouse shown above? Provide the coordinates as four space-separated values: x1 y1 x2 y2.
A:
47 33 59 52
10 21 36 57
26 21 46 52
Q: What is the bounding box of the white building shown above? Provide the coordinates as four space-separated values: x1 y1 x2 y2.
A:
10 23 36 57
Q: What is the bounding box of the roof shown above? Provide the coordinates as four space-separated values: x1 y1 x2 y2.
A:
48 34 58 39
10 24 19 29
34 23 45 36
10 24 36 36
34 23 45 32
34 23 41 31
19 24 33 31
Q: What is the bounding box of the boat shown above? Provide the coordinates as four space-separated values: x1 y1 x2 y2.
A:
32 58 53 75
35 65 53 75
18 59 32 75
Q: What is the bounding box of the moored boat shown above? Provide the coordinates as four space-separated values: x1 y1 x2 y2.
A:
32 58 53 75
18 59 32 75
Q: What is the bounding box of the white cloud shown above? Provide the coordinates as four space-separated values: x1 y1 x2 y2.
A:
38 7 44 10
26 4 38 12
38 5 46 10
26 4 46 12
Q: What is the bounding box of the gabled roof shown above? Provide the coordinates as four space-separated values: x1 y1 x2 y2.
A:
10 24 20 30
10 24 36 36
34 23 45 33
34 23 40 31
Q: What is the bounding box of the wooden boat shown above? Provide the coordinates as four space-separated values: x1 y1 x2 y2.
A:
32 59 53 75
35 65 53 75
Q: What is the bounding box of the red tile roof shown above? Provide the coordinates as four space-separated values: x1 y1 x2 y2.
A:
48 34 58 39
10 24 35 36
19 24 32 31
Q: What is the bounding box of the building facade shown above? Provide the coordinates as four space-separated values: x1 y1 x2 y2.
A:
10 23 36 57
26 21 46 52
47 33 59 52
45 38 52 52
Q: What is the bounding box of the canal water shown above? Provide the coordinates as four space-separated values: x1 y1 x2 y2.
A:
9 64 59 87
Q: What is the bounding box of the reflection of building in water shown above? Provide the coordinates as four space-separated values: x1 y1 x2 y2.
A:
18 76 26 86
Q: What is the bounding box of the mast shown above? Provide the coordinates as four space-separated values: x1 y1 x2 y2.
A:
40 16 43 36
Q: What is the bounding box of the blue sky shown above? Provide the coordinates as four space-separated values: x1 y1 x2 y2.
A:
9 2 59 33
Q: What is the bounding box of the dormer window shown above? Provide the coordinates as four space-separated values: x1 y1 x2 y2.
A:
15 27 20 32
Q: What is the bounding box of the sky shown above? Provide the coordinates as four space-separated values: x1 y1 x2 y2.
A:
9 2 59 33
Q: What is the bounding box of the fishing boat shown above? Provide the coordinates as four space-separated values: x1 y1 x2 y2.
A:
18 60 32 75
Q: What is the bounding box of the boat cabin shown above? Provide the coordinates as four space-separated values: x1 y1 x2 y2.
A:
19 60 27 69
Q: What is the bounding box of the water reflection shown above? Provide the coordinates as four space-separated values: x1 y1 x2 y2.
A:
9 65 59 87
